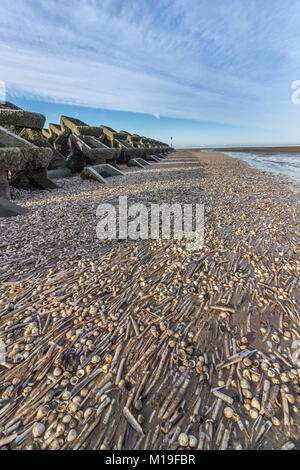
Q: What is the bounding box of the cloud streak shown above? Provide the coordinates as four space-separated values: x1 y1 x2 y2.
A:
1 0 300 139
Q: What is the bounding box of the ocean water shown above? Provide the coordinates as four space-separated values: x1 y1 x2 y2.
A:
222 151 300 187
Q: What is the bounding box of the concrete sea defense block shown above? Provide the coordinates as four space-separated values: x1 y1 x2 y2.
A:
0 147 53 172
147 155 161 162
0 197 28 218
69 134 117 166
48 167 72 179
81 164 125 184
0 145 56 193
12 168 58 190
19 128 67 170
61 116 103 137
0 109 46 129
0 125 35 148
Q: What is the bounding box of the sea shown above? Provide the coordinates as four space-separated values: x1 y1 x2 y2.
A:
199 147 300 189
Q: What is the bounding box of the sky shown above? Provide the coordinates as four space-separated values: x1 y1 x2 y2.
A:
1 0 300 147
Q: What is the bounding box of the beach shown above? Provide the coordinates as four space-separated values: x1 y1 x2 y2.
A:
0 150 299 450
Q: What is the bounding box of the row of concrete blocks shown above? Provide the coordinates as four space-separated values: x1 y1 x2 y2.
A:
0 102 173 217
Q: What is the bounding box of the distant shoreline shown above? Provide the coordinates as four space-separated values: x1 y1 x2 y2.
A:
181 146 300 153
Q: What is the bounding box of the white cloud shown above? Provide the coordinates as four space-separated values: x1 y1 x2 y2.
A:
1 0 300 138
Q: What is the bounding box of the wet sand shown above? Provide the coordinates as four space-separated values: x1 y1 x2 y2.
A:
202 146 300 154
0 150 299 450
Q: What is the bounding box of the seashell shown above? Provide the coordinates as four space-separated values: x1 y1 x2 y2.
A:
224 407 233 419
161 422 171 434
280 373 289 383
60 379 69 387
134 399 143 411
44 428 54 440
75 410 83 420
249 409 258 420
84 408 93 420
242 389 252 399
62 414 72 424
70 377 79 386
286 394 295 404
251 373 260 383
55 423 66 437
91 355 100 364
62 391 71 401
251 397 260 410
271 333 280 344
53 367 62 377
243 358 252 367
67 429 77 442
271 416 280 426
267 369 276 378
188 435 197 448
76 369 85 378
242 370 252 381
178 432 189 447
32 422 45 438
80 388 88 398
49 439 61 450
260 361 269 372
36 405 50 420
240 378 249 389
69 403 79 413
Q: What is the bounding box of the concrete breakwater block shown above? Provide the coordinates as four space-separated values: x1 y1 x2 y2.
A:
12 168 58 190
48 167 72 179
0 197 28 218
128 158 148 168
0 144 56 193
61 116 103 137
136 158 151 166
147 155 161 162
81 164 125 184
69 135 117 165
0 147 53 171
0 125 35 148
0 109 46 129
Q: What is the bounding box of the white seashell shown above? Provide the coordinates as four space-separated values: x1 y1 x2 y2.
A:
249 409 258 420
84 408 93 419
178 432 189 447
53 367 62 377
55 423 66 437
32 422 45 438
62 414 72 424
251 397 260 410
62 391 71 401
271 416 280 426
188 435 197 448
240 378 249 389
224 407 233 419
67 429 77 442
77 369 85 378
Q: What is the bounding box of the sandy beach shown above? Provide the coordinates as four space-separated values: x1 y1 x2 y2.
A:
0 150 299 450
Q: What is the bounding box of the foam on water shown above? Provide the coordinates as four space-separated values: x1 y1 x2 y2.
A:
222 151 300 188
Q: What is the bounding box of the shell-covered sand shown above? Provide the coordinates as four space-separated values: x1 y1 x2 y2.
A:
0 150 299 450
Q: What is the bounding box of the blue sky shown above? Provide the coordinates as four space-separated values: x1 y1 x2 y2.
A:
1 0 300 147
